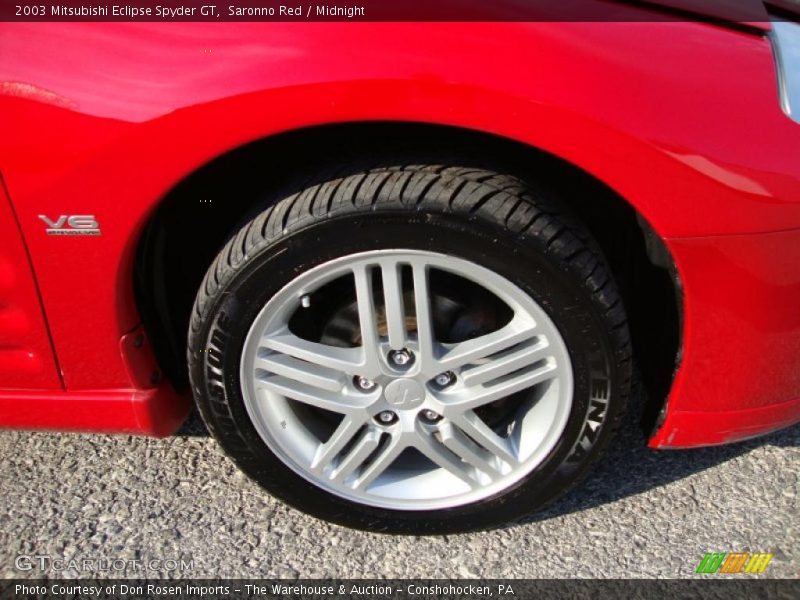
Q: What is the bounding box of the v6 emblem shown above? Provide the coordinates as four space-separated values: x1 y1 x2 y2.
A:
39 214 101 236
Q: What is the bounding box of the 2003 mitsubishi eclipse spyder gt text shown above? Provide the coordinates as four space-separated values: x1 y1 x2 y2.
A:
1 2 800 533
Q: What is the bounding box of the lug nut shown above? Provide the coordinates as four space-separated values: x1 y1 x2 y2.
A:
389 349 413 367
376 411 397 424
421 409 441 423
434 371 456 387
354 376 376 391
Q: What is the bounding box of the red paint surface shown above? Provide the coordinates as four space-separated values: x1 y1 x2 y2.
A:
0 178 62 389
649 398 800 448
0 21 798 444
652 228 800 447
0 387 190 437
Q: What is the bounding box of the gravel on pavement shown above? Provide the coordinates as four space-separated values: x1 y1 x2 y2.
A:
1 404 797 579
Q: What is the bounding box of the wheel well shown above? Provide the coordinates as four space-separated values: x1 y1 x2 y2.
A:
134 122 680 433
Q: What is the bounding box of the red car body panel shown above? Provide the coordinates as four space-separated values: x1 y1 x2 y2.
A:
0 19 798 446
0 178 62 389
650 229 800 447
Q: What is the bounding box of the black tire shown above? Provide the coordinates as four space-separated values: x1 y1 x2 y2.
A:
188 163 632 533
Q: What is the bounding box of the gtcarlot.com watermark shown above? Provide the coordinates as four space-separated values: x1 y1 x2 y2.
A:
15 555 194 573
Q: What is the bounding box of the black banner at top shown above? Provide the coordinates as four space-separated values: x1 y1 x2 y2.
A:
2 0 796 23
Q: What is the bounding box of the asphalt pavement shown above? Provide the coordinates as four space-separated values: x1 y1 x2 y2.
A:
1 401 797 579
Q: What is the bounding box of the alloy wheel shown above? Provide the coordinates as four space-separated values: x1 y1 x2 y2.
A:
240 250 573 510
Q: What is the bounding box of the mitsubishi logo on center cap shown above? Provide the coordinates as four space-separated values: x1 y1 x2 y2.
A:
383 379 425 409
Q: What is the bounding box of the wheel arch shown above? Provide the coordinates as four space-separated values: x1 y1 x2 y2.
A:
133 121 682 436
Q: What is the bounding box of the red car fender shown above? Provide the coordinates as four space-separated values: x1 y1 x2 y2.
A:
0 21 798 442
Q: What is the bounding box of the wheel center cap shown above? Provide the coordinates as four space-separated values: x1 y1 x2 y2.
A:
383 378 425 410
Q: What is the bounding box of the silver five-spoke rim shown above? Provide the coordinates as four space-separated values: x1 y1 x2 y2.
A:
241 250 573 510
